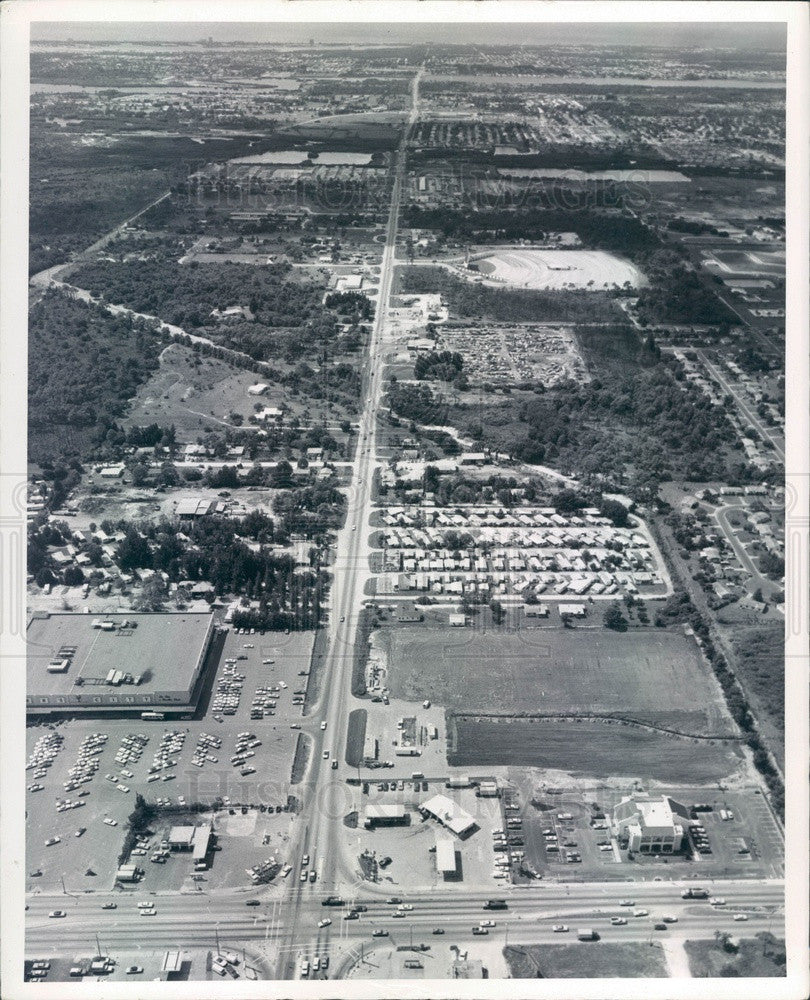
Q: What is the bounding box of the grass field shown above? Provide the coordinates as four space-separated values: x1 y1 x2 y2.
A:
504 943 667 978
449 717 744 781
474 249 645 290
382 626 735 734
684 934 786 978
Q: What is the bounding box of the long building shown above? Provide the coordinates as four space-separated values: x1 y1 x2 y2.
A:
26 611 216 716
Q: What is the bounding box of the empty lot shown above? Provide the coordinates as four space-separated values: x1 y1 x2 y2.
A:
382 626 736 735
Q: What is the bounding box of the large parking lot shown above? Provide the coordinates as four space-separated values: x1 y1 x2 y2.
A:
496 779 784 883
25 627 315 895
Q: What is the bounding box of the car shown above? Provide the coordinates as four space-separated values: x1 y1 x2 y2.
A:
75 828 86 837
663 915 678 923
48 910 66 918
610 917 628 925
398 903 413 911
653 923 667 931
320 721 328 731
386 897 402 905
290 724 301 730
343 912 360 921
310 871 317 883
126 966 144 975
552 925 569 933
322 750 330 759
480 919 496 927
340 616 345 622
472 926 488 935
102 902 117 910
44 837 60 847
103 818 118 826
392 911 405 918
318 918 332 928
619 900 635 907
733 914 749 922
372 929 388 937
300 871 308 882
633 909 649 917
140 909 156 916
379 856 392 869
432 928 445 935
245 899 261 906
709 898 727 906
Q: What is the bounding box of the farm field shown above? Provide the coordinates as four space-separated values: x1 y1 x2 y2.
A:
381 626 735 734
449 717 745 782
504 942 667 979
473 249 645 290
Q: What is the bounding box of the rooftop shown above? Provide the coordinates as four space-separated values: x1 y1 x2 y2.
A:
26 612 214 698
421 793 476 836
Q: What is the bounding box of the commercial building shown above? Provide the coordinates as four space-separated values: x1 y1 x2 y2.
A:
612 794 690 854
435 835 458 878
421 793 477 837
168 823 212 860
26 612 216 716
364 804 409 829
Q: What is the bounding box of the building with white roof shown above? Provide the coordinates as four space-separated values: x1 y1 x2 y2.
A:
612 794 690 854
421 793 476 837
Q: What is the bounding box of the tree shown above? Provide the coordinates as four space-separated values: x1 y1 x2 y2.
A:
602 603 627 631
63 565 85 587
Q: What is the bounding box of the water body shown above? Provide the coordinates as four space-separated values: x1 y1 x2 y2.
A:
499 168 690 183
229 150 375 166
426 72 785 90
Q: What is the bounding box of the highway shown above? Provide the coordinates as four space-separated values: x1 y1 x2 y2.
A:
26 879 784 970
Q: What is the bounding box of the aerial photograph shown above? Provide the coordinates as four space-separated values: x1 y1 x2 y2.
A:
8 4 805 994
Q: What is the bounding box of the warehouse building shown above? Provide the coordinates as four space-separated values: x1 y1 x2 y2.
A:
612 794 690 854
26 612 216 716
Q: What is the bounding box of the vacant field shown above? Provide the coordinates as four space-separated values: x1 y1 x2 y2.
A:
449 717 745 781
382 626 735 734
474 249 645 290
685 934 786 978
504 943 667 979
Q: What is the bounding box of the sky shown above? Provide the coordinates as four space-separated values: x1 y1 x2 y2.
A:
31 20 787 50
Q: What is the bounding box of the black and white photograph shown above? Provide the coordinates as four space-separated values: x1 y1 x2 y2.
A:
0 2 807 997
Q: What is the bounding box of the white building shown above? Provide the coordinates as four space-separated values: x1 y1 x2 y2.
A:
612 795 690 854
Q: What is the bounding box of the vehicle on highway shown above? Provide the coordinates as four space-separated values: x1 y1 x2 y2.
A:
140 909 156 916
320 722 327 731
633 909 649 917
386 897 402 904
351 905 368 913
432 928 445 935
331 760 338 769
322 750 330 759
610 917 627 926
398 903 413 911
619 899 635 906
322 896 345 907
343 912 359 920
733 914 749 921
483 899 507 910
48 911 66 918
552 925 569 933
318 918 332 928
663 915 678 923
245 899 260 906
653 923 667 931
392 911 405 918
372 929 388 937
709 897 727 906
472 926 488 935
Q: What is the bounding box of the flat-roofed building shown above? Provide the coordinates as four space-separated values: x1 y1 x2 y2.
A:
364 804 409 829
435 835 458 877
26 611 216 716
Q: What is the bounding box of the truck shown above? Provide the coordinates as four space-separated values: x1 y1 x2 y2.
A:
322 895 345 907
140 711 165 721
483 899 508 910
681 887 709 899
577 928 598 941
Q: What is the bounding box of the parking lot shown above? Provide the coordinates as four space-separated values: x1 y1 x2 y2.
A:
26 627 315 895
496 782 784 883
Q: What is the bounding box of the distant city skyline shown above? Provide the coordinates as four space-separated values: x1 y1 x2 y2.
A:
31 20 786 51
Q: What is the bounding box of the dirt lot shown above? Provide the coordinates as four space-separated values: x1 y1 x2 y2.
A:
25 628 314 895
382 625 735 734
